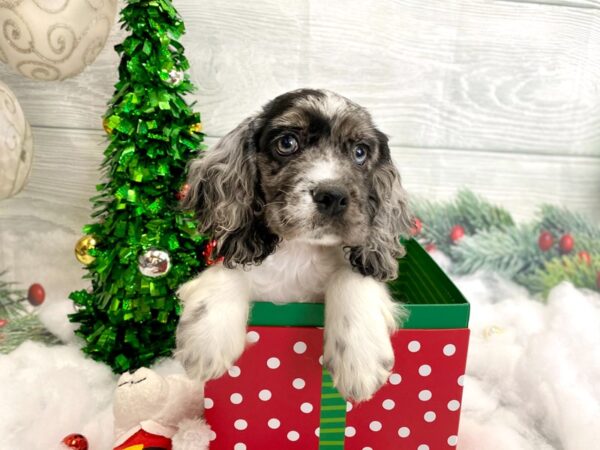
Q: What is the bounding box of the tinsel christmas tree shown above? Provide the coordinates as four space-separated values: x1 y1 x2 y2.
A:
69 0 205 373
0 271 59 353
412 190 600 298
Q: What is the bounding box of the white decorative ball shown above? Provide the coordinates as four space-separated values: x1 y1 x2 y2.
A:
0 80 32 200
0 0 118 81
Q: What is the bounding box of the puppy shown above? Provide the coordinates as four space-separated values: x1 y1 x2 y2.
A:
176 89 412 401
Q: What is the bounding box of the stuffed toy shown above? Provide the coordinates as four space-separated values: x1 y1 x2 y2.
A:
113 367 211 450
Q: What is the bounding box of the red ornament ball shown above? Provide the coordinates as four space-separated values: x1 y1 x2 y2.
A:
449 225 465 243
538 231 554 252
27 283 45 306
176 183 191 201
61 434 88 450
425 243 436 253
559 234 574 254
577 251 591 266
410 217 422 236
0 319 7 328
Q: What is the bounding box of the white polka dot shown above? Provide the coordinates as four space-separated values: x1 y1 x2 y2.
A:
234 444 246 450
234 419 248 430
246 330 260 343
443 344 457 356
287 431 300 441
418 389 432 401
458 375 465 386
300 402 313 413
448 435 458 446
228 365 241 377
346 401 353 412
389 373 402 385
268 418 280 429
382 399 395 410
293 341 307 354
418 445 430 450
398 427 410 438
314 427 320 437
424 411 436 422
369 421 382 432
318 355 323 365
204 397 214 409
292 378 305 389
267 357 280 369
363 448 373 450
418 364 432 376
448 400 461 411
345 426 356 437
258 389 272 401
408 340 421 352
208 430 216 441
230 393 243 404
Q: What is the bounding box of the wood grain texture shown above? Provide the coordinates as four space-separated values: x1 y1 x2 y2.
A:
1 0 600 155
1 130 598 237
505 0 600 9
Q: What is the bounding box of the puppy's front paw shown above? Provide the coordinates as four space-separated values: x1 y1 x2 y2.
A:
324 332 394 402
176 317 246 382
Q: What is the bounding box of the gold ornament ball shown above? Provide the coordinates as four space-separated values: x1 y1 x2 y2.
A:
102 117 113 135
75 235 97 265
190 122 202 133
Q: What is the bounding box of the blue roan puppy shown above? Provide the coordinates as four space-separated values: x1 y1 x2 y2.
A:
176 89 413 402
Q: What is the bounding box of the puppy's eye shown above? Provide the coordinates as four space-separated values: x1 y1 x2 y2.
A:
276 134 299 155
353 144 368 165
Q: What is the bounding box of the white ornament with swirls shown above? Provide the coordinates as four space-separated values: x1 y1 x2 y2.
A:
0 0 118 81
0 80 32 200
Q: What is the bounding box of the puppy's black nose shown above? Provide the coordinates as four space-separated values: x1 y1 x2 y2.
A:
312 188 348 216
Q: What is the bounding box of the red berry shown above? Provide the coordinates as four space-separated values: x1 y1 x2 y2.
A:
410 217 422 236
449 225 465 243
577 251 591 265
559 234 574 254
27 283 45 306
425 243 436 253
61 434 88 450
0 319 7 328
538 231 554 252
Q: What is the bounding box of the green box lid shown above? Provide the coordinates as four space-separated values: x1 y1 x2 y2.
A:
248 239 470 329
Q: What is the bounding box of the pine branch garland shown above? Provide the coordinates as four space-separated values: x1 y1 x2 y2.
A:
450 225 546 277
413 190 599 297
0 271 59 354
412 189 514 253
517 254 600 299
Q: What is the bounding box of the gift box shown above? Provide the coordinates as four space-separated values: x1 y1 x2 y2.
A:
204 239 470 450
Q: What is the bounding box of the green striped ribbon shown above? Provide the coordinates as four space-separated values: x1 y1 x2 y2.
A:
318 368 347 449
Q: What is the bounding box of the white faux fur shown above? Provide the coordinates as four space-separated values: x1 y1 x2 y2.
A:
171 417 211 450
176 239 403 401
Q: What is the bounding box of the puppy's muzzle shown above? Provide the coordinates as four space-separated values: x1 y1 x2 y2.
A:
312 185 349 217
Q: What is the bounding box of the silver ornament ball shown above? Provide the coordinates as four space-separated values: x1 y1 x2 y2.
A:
138 249 171 278
166 69 184 86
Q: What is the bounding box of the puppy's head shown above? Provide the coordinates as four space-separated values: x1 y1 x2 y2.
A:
183 89 412 281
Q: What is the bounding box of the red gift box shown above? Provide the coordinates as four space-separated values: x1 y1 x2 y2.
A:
205 240 470 449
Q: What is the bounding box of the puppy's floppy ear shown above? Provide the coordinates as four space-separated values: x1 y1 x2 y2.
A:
347 131 413 282
182 116 279 267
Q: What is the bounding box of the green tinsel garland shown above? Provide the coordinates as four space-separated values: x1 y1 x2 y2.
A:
69 0 205 373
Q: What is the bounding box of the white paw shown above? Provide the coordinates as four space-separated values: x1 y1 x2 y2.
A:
176 316 246 381
324 329 394 402
174 267 250 382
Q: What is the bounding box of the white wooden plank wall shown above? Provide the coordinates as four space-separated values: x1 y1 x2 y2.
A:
1 0 599 247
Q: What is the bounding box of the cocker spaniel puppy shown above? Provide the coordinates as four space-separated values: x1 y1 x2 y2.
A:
176 89 412 401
